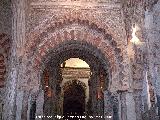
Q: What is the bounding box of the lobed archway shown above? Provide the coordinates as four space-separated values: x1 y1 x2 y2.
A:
25 20 125 119
24 19 127 91
40 40 109 118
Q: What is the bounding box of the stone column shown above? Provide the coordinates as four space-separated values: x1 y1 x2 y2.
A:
125 91 136 120
21 91 30 120
35 90 44 119
144 8 160 117
2 0 27 119
152 66 160 117
2 55 19 120
118 91 136 120
12 0 26 50
103 90 113 120
16 90 24 120
118 91 127 120
141 70 151 112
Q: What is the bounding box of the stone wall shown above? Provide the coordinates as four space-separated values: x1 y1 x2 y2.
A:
0 2 12 117
0 33 11 119
0 2 12 112
0 0 11 36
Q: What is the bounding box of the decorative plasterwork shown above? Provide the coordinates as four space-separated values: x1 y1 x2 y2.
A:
61 67 90 79
22 17 130 91
30 0 121 9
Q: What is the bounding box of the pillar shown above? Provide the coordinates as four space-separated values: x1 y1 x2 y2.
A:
152 66 160 117
144 8 160 118
117 91 126 120
104 90 113 119
118 91 136 120
125 92 136 120
16 91 24 120
35 90 44 119
2 55 19 120
21 91 30 120
2 0 27 119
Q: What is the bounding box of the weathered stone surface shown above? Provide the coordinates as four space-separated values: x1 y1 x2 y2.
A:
0 0 11 35
1 0 160 120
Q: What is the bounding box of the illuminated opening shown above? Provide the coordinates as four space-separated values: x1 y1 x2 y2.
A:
61 58 90 68
130 26 140 44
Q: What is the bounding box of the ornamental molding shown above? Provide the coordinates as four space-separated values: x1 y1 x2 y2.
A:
61 68 90 79
30 0 121 9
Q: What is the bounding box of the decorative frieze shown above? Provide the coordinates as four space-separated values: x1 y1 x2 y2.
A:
30 0 121 8
61 67 90 79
